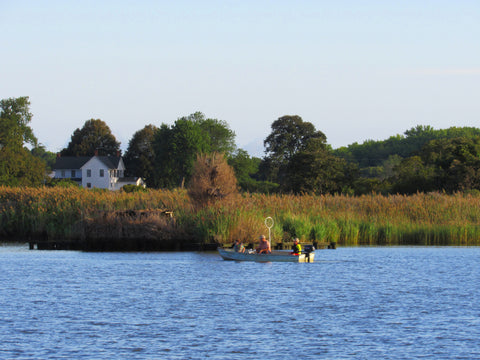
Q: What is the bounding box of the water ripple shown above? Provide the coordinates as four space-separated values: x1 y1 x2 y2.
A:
0 246 479 359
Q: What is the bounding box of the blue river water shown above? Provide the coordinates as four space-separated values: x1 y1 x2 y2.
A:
0 244 479 359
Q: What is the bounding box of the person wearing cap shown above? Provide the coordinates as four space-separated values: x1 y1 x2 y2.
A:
292 238 302 255
256 235 271 254
233 239 245 253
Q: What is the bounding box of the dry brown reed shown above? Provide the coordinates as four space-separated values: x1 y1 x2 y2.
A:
1 186 480 247
187 152 239 209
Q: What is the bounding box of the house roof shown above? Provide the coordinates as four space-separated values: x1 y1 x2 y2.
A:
54 156 122 170
95 156 122 169
53 157 91 170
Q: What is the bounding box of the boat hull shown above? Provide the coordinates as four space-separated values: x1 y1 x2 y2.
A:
218 248 315 263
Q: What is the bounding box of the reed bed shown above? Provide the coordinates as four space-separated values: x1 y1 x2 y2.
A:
1 186 480 248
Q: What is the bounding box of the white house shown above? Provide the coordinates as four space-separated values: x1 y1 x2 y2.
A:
53 154 145 190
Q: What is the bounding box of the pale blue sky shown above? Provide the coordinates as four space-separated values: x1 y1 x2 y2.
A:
1 0 479 156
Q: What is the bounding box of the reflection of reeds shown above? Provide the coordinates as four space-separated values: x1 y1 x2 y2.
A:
1 186 480 247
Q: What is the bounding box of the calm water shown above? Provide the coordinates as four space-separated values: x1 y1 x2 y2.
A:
0 244 479 359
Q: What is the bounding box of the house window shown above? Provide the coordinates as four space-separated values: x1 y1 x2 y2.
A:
71 170 75 178
87 169 91 177
100 169 104 177
87 183 91 188
61 170 65 177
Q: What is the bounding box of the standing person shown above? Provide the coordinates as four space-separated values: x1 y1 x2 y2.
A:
292 238 302 255
256 235 271 254
233 239 245 253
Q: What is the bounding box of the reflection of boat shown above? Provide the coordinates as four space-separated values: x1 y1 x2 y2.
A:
218 247 315 263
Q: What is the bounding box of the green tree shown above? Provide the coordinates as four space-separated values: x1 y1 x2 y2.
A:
335 125 480 169
335 125 480 194
197 116 236 154
390 156 436 194
0 97 37 149
262 115 326 185
284 137 350 194
227 149 277 192
0 97 45 186
0 147 46 186
31 144 56 171
124 124 158 187
152 112 236 188
419 137 480 192
61 119 120 156
390 137 480 194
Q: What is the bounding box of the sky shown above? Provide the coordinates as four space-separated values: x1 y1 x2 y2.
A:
1 0 479 157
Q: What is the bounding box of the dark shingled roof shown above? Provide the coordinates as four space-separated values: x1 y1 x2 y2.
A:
53 157 91 170
54 156 122 170
96 156 122 169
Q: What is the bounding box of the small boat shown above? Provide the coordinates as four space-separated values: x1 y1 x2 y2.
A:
218 217 316 262
218 246 315 263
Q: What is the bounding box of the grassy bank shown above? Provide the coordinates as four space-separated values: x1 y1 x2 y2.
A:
1 186 480 249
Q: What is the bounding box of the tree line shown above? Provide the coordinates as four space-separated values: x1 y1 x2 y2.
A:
2 96 480 195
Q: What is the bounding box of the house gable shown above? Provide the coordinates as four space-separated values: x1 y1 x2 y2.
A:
81 156 115 189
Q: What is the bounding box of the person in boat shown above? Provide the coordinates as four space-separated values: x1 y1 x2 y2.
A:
233 239 245 253
256 235 271 254
292 238 302 256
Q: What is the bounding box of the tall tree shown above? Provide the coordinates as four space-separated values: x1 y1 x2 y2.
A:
0 97 37 149
264 115 325 164
262 115 327 185
0 96 45 186
227 149 277 192
61 119 120 156
419 137 480 192
152 112 236 188
124 124 158 187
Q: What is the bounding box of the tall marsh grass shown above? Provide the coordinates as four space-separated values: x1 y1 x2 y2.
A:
1 186 480 247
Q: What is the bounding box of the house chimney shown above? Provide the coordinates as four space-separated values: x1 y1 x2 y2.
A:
94 149 98 156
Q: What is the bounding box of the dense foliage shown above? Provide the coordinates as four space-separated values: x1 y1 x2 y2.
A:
0 97 46 186
123 124 158 187
152 112 236 188
333 125 480 194
61 119 121 156
334 125 480 168
4 95 480 195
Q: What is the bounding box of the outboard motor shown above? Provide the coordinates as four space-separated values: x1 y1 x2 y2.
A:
303 245 315 262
